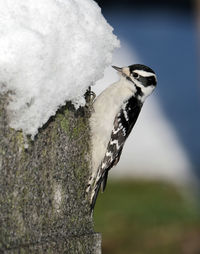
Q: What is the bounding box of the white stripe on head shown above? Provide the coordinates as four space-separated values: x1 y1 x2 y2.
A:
134 70 156 78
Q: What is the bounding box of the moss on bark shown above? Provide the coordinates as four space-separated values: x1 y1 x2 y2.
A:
0 95 101 253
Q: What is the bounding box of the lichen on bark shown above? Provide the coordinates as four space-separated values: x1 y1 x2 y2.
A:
0 94 101 253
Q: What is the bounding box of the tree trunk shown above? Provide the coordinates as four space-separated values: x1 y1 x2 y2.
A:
0 94 101 253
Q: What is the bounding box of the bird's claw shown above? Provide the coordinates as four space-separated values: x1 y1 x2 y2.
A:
85 86 96 106
84 86 96 117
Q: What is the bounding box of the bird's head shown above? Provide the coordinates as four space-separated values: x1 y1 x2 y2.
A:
112 64 157 101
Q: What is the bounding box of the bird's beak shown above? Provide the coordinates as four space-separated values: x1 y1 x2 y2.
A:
112 66 122 73
112 66 130 77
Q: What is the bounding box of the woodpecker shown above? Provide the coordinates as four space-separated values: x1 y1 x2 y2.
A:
88 64 157 210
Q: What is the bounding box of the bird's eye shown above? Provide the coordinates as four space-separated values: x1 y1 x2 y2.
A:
132 72 139 78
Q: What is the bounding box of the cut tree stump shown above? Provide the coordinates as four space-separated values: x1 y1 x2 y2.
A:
0 94 101 253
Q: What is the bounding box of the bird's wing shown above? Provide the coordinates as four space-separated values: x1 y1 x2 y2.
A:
91 97 142 210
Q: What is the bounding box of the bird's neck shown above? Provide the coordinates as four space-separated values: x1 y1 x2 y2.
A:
121 76 155 103
135 84 155 103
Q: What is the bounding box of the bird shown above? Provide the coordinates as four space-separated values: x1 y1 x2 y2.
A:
88 64 157 211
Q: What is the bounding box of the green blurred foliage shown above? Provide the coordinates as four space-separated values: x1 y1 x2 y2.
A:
94 180 200 254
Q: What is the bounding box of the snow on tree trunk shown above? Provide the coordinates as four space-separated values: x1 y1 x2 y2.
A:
0 94 101 253
0 0 119 138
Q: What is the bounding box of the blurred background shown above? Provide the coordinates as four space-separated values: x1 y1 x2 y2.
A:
93 0 200 253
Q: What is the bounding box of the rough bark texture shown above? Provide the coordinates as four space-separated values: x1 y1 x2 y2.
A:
0 94 101 253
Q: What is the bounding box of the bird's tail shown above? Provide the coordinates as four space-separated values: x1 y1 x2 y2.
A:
90 177 102 212
86 173 101 213
90 169 109 212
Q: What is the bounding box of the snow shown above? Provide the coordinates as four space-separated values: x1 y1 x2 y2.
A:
0 0 119 138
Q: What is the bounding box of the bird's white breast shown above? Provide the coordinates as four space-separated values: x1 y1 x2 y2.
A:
90 77 136 176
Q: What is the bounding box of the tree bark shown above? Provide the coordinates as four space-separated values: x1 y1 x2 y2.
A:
0 94 101 253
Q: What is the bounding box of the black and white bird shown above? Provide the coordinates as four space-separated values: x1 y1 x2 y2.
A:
88 64 157 210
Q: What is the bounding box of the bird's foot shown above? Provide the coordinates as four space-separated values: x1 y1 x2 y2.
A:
85 86 96 106
84 86 96 117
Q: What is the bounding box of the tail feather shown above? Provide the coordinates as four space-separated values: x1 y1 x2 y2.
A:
90 159 118 212
90 177 102 212
101 170 108 192
90 168 111 212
